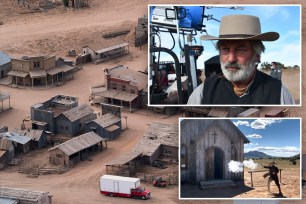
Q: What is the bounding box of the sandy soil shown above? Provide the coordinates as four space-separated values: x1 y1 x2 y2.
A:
0 0 305 204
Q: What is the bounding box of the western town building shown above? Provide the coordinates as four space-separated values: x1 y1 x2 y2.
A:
106 121 178 176
55 104 95 136
48 132 107 166
81 39 129 64
96 65 147 112
7 55 74 87
180 119 249 185
85 113 121 140
31 95 78 132
12 128 48 150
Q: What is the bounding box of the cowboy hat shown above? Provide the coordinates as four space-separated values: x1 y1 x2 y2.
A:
200 15 279 41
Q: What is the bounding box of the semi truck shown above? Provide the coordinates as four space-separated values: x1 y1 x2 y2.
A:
100 175 151 200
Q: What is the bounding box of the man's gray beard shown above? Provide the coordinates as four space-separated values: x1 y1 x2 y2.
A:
220 56 257 82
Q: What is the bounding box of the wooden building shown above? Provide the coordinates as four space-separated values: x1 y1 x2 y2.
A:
133 121 178 165
48 132 106 166
31 95 78 132
85 113 121 140
0 132 31 154
12 128 47 150
0 187 52 204
7 55 74 87
82 39 129 64
0 91 11 112
0 137 14 169
181 107 245 117
97 65 147 112
180 119 249 184
0 52 11 79
55 104 95 136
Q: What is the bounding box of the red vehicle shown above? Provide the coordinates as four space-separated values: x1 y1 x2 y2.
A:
100 175 151 200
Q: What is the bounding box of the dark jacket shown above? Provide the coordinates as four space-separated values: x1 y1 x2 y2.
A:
202 70 282 104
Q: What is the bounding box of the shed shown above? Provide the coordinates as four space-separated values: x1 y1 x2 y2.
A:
55 104 95 136
85 113 121 140
82 39 129 63
0 137 14 167
0 52 11 79
133 121 178 164
0 132 31 154
180 119 249 184
0 187 52 204
12 128 47 150
48 132 106 166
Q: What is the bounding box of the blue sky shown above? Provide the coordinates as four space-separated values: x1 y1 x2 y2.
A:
150 5 301 68
231 119 301 157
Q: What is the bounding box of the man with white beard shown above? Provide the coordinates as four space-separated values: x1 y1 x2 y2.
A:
187 15 295 105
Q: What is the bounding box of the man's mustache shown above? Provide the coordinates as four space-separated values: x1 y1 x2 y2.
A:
224 62 243 70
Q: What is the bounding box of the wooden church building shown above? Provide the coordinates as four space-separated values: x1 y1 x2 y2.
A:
180 119 250 185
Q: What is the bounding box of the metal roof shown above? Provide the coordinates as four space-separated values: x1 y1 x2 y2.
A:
0 197 18 204
92 113 121 128
62 104 94 122
107 65 147 91
0 132 31 145
29 70 47 78
133 122 178 156
46 67 62 75
96 90 138 102
84 38 125 53
0 52 11 66
0 187 48 202
12 128 44 141
7 70 28 77
95 43 129 54
48 132 104 156
105 124 120 132
106 151 142 165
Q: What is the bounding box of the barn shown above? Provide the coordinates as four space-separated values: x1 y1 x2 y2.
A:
0 187 52 204
85 113 121 140
48 132 106 166
54 104 95 136
133 121 178 165
180 119 249 185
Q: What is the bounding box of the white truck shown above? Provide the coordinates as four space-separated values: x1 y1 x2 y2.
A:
100 175 151 200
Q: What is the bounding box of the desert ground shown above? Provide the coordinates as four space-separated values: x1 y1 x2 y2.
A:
0 0 305 204
181 159 301 199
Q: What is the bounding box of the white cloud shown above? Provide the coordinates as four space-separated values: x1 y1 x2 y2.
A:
246 134 262 139
255 6 290 21
245 143 259 146
233 120 250 127
245 146 300 157
250 119 282 129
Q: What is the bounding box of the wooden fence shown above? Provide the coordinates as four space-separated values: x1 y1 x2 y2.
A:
248 169 283 187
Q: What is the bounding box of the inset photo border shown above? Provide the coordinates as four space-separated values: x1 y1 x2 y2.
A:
148 5 301 107
179 118 302 200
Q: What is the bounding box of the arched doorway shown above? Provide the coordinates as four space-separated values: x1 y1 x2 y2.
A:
205 146 224 180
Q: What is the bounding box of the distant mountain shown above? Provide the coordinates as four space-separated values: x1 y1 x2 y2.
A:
290 153 300 160
244 151 273 159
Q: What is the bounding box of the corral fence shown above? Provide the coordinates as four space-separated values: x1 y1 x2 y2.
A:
138 172 178 186
18 166 69 176
248 169 283 187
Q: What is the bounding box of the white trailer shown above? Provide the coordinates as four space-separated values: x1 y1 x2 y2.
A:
100 175 150 199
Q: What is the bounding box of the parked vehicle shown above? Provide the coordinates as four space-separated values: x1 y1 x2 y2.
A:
100 175 151 200
153 176 167 187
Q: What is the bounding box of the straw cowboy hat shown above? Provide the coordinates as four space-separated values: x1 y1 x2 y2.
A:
200 15 279 41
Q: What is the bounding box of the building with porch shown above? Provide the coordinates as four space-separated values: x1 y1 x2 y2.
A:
96 65 147 112
48 132 107 166
82 39 129 64
7 55 74 87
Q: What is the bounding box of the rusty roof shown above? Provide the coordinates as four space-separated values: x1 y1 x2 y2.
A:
133 121 178 156
92 113 121 128
61 104 94 122
107 65 147 91
12 128 44 141
48 132 104 156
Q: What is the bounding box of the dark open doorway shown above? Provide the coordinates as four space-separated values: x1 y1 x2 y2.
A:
205 146 224 180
